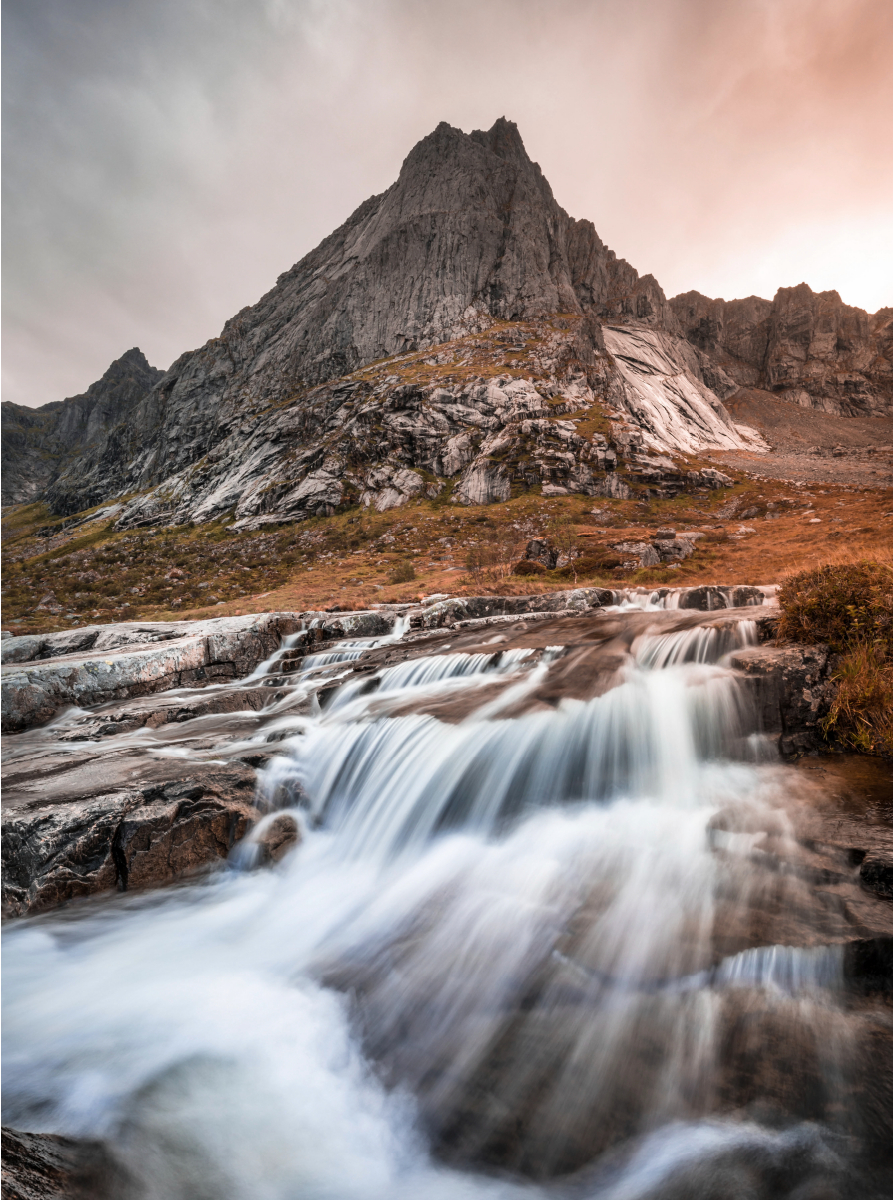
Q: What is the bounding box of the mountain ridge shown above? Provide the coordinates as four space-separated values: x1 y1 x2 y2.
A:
3 118 890 523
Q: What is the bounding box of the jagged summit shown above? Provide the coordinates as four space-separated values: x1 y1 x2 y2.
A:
1 348 163 507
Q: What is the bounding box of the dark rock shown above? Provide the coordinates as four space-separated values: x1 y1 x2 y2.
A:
1 766 259 917
1 348 163 507
861 854 893 900
677 584 763 610
0 1126 132 1200
670 286 893 417
729 643 833 754
524 538 559 569
253 813 301 866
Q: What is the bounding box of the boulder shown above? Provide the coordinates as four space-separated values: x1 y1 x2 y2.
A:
611 541 660 569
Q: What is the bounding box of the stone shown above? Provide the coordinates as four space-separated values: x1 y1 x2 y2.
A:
252 812 301 866
602 326 766 455
1 613 301 733
611 541 660 568
0 1126 131 1200
860 853 893 899
453 460 512 506
652 537 696 563
729 643 833 755
1 766 259 917
524 538 559 569
592 473 631 499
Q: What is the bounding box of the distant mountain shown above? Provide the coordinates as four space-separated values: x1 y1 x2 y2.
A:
1 349 163 507
670 286 893 416
2 119 890 523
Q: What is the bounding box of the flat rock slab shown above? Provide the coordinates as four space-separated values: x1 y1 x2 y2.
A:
1 761 259 918
1 612 302 733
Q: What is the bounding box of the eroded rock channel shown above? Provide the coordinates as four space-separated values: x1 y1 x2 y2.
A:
2 588 892 1199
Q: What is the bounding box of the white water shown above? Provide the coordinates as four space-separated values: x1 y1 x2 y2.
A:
0 615 869 1197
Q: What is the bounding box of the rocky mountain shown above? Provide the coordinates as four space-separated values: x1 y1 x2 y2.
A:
1 349 163 507
670 285 893 416
3 118 889 526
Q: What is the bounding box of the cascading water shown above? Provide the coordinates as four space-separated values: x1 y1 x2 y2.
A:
2 609 889 1199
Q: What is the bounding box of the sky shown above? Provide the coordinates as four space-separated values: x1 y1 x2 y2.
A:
3 0 892 408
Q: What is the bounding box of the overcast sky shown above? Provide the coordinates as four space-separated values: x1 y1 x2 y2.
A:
3 0 892 408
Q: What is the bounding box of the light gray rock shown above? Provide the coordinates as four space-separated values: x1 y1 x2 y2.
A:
612 541 661 569
1 613 301 733
453 459 512 505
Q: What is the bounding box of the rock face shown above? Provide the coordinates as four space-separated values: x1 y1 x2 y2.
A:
1 767 259 917
0 1126 131 1200
670 286 893 416
0 613 301 733
729 643 835 754
1 349 163 507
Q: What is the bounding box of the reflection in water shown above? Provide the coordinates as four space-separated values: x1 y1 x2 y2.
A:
2 608 890 1198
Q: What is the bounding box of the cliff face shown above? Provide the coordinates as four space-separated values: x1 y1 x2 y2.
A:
40 119 672 516
670 285 893 416
1 349 163 507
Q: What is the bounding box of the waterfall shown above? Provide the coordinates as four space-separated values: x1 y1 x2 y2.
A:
1 606 880 1199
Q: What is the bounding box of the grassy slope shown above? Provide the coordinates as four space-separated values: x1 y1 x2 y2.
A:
2 321 892 634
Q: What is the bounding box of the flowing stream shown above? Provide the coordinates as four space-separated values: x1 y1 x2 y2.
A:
2 605 890 1199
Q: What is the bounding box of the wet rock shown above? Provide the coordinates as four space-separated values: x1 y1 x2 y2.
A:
1 767 259 917
861 854 893 900
0 1126 132 1200
677 584 763 610
253 813 301 865
1 613 301 733
730 644 834 755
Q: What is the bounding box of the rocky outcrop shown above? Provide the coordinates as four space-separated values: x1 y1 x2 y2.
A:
1 767 259 917
729 643 835 754
670 286 893 416
0 1126 131 1200
1 349 163 507
0 613 301 732
602 326 766 454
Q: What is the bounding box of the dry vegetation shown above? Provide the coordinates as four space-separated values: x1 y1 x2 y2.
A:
778 559 893 755
3 475 891 637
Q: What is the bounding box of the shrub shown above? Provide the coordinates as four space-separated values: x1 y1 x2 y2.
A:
778 560 893 755
777 561 892 653
821 643 893 755
388 561 416 584
513 560 546 576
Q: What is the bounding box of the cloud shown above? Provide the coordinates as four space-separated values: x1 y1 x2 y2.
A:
3 0 891 407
